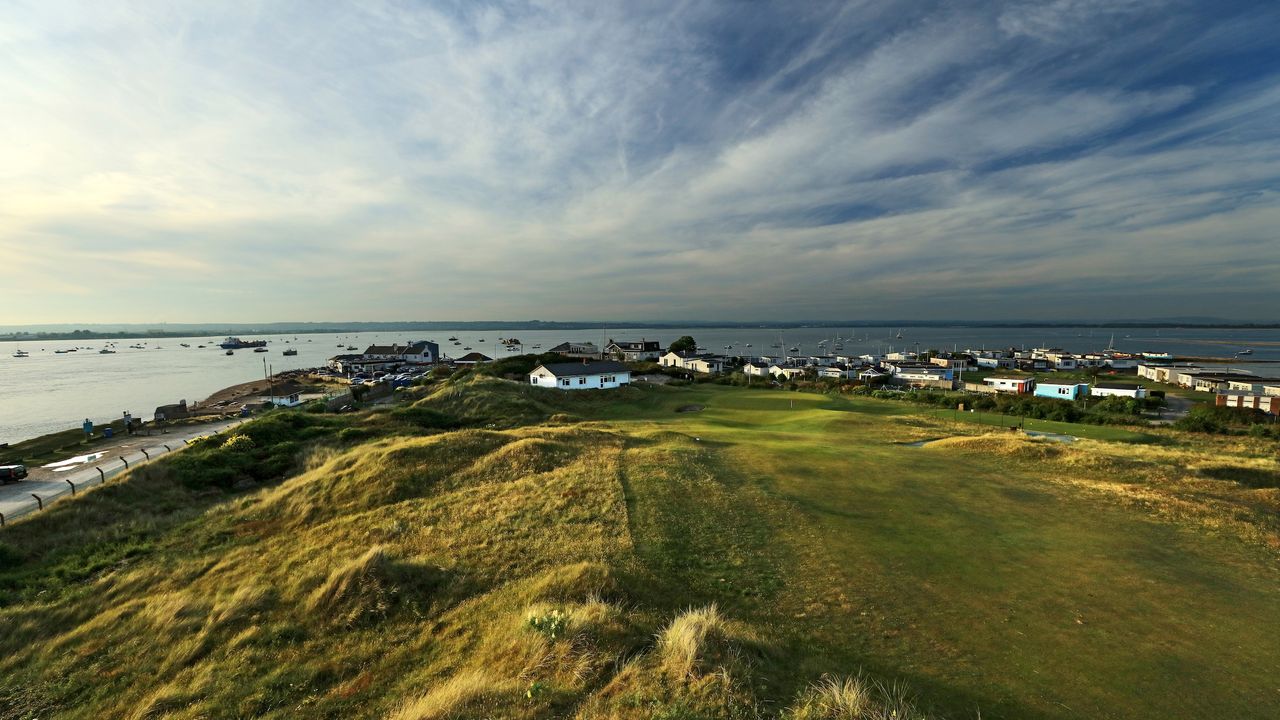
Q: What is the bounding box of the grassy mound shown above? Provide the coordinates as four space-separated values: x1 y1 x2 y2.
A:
0 380 1277 719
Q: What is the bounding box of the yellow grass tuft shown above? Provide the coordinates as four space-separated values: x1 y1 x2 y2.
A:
306 546 388 618
389 670 516 720
787 673 933 720
657 604 735 680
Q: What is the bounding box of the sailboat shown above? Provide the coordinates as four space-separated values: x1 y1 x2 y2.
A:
896 329 903 339
12 347 29 358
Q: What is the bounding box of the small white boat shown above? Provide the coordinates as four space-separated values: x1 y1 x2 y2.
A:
12 348 29 358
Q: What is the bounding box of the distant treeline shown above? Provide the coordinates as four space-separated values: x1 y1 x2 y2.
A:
3 319 1278 342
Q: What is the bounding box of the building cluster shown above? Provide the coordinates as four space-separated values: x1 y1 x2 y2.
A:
320 337 1277 415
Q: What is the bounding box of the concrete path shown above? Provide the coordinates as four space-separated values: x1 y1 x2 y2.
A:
0 417 246 527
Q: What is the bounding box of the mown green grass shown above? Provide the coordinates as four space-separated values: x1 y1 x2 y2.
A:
0 377 1276 719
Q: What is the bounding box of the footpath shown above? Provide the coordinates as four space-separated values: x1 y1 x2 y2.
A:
0 417 246 526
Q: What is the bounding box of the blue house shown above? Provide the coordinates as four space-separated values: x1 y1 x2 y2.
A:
1034 382 1089 401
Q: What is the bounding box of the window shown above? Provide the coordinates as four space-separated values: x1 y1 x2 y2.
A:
579 377 587 385
561 379 570 386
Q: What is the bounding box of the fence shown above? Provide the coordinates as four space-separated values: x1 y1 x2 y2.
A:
0 419 246 528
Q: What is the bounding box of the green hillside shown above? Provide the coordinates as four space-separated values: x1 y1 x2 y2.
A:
1 376 1277 719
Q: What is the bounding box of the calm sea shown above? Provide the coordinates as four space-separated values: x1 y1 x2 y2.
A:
2 326 1277 445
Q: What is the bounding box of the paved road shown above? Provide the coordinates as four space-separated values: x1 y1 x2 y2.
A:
0 418 245 526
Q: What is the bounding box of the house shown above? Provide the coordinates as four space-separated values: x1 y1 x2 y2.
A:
1043 352 1079 371
1034 382 1089 400
659 351 725 374
819 365 860 380
604 339 662 362
529 360 631 390
453 352 493 366
362 341 439 364
975 355 1015 370
1015 358 1050 372
769 365 808 381
859 368 889 383
929 354 976 371
984 377 1034 394
1091 382 1148 399
270 392 303 408
889 364 954 390
742 361 772 377
547 341 600 359
1226 378 1280 394
1216 393 1280 414
153 400 191 422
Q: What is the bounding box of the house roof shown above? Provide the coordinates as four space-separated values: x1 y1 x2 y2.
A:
364 341 435 355
1094 382 1143 390
535 360 630 377
607 340 661 351
454 352 493 362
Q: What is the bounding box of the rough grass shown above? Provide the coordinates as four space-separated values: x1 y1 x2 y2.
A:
0 377 1277 719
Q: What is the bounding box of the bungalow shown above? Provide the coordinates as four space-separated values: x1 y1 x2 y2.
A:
659 351 725 374
770 365 808 381
742 361 772 377
1034 382 1089 400
974 355 1015 370
529 360 631 390
363 341 439 364
984 377 1034 394
1216 393 1280 414
819 365 860 380
547 341 600 359
1226 378 1280 394
604 339 662 362
453 352 493 366
1091 382 1148 399
929 354 975 371
1043 352 1079 371
1103 355 1139 370
1015 358 1050 372
890 363 954 390
154 400 191 422
270 392 303 408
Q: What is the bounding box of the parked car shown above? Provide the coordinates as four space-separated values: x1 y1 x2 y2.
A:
0 464 28 483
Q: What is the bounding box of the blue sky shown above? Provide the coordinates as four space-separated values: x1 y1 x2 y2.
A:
2 0 1278 323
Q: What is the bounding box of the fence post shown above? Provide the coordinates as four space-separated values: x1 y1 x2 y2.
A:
65 478 76 495
97 467 105 480
163 444 171 452
120 456 129 468
141 448 150 460
31 494 42 510
0 512 4 527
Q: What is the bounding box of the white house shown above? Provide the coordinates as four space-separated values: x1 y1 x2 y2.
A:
1091 382 1148 399
819 365 859 380
270 392 304 408
660 351 725 374
984 377 1034 394
1043 352 1079 371
769 365 807 381
742 361 772 377
530 360 631 390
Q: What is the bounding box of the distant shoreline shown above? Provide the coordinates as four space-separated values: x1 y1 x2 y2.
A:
4 320 1279 343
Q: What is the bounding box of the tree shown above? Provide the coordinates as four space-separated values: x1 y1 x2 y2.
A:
669 336 697 353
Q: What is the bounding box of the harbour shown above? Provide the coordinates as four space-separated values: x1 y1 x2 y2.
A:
2 325 1278 446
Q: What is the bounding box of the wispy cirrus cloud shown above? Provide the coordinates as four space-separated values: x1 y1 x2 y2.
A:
0 0 1277 323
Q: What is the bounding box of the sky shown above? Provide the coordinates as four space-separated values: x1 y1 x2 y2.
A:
1 1 1278 324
